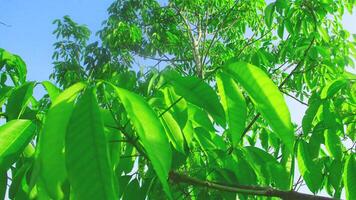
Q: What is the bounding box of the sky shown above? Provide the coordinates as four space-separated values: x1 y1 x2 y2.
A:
0 0 355 198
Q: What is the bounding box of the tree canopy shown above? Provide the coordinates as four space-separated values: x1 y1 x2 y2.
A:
0 0 356 199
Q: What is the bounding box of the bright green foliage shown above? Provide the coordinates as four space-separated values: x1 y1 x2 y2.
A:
0 120 35 169
1 0 356 199
66 88 117 200
344 154 356 200
6 82 35 120
110 84 173 199
216 72 246 145
36 82 86 199
224 61 294 152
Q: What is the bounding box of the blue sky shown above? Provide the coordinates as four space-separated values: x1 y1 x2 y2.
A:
0 0 355 122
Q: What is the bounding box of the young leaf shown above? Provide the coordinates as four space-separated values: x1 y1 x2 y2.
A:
324 129 343 160
163 70 225 126
216 72 246 145
344 154 356 200
224 61 294 152
0 120 35 169
66 88 117 200
36 82 86 199
6 82 35 120
109 84 172 199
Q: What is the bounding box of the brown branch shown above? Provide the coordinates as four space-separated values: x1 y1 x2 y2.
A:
169 171 336 200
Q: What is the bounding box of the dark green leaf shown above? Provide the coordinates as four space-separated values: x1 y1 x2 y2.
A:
6 82 35 120
344 154 356 200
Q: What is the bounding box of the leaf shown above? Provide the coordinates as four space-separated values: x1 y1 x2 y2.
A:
321 78 347 99
6 82 35 120
243 146 289 190
216 72 246 145
297 141 323 193
0 170 6 200
344 154 356 200
328 159 342 191
161 111 185 154
109 83 172 199
302 94 321 134
66 88 117 200
42 81 61 101
163 70 225 126
36 82 86 199
264 3 275 28
324 129 343 160
0 120 35 169
224 61 294 152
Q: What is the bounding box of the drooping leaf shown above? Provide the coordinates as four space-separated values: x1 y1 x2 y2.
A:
6 82 35 120
324 129 343 160
216 72 246 145
163 70 225 126
302 94 321 135
36 82 86 199
344 154 356 200
66 88 117 200
0 120 35 169
264 3 275 28
224 61 294 152
297 141 323 193
109 83 172 199
42 81 61 101
161 111 185 154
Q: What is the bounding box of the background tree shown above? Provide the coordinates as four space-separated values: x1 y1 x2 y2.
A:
0 0 356 199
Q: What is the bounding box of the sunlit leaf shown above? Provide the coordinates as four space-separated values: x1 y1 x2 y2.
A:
216 72 246 146
66 88 117 200
36 82 86 199
0 120 35 169
224 61 294 152
109 83 172 199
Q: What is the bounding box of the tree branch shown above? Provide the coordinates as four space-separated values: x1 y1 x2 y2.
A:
169 171 336 200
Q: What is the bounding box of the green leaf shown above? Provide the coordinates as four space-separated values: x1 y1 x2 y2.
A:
216 72 246 145
163 70 225 126
243 146 289 190
161 111 185 154
6 82 35 120
302 94 321 134
0 120 35 169
321 78 347 99
224 61 294 152
36 82 86 199
66 88 117 200
297 141 323 193
328 159 343 192
0 170 6 200
264 3 275 28
324 129 343 160
109 83 172 199
344 154 356 200
42 81 61 101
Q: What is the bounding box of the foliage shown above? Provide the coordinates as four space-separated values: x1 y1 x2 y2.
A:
1 0 356 199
